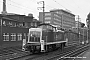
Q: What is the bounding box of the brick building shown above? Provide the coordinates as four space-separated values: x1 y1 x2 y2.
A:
0 14 40 48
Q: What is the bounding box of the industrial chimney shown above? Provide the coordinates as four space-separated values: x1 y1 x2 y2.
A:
1 0 7 14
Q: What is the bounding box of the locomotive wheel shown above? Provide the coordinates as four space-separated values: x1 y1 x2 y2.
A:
30 46 36 53
61 43 64 51
31 50 35 53
63 42 66 47
52 44 56 51
46 45 49 52
46 45 52 52
49 45 53 51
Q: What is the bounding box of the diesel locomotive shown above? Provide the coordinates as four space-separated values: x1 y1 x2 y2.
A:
24 23 88 53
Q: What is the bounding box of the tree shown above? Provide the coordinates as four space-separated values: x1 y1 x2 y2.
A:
87 12 90 20
81 23 85 28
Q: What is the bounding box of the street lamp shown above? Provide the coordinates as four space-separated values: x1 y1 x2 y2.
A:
86 28 88 43
82 28 84 44
80 28 84 44
79 32 80 44
86 19 89 43
37 1 45 23
0 16 3 48
75 15 80 43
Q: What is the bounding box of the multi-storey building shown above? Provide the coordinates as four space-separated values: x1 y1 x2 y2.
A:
39 9 75 29
39 12 62 27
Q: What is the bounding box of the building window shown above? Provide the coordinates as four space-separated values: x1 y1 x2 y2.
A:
17 33 22 41
3 33 9 41
53 21 60 25
9 22 13 26
23 22 25 26
54 14 59 17
35 23 37 27
9 22 12 25
14 23 17 27
27 33 29 36
31 22 33 26
45 13 51 16
3 21 6 26
45 21 50 23
45 17 51 20
33 23 35 26
16 23 19 27
19 23 23 27
11 33 16 41
54 18 61 22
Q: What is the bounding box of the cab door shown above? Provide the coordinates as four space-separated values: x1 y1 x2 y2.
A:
22 33 26 51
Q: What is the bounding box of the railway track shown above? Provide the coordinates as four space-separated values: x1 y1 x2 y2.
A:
47 44 90 60
14 44 81 60
0 46 30 60
58 44 89 60
23 44 89 60
0 44 89 60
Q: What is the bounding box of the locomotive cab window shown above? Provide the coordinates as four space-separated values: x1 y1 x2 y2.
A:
29 31 41 42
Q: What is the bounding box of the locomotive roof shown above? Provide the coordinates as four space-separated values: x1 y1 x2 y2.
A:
38 23 56 28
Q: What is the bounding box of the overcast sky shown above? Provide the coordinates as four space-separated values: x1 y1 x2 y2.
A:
0 0 90 24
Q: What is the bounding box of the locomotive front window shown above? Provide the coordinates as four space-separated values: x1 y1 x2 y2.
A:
29 31 41 42
30 31 40 37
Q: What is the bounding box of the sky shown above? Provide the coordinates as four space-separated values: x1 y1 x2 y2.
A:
0 0 90 25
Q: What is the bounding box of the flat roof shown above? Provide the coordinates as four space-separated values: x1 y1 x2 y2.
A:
50 9 75 16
